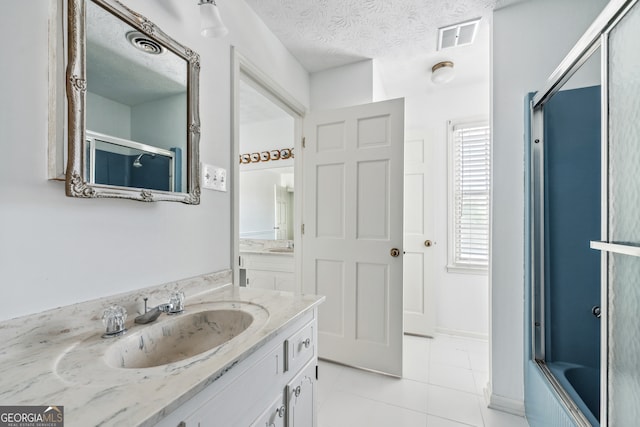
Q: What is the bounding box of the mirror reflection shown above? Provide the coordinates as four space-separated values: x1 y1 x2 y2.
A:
86 131 180 192
240 167 294 240
239 79 295 241
85 0 187 192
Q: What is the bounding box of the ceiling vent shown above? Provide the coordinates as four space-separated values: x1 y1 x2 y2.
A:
437 18 481 50
126 31 165 55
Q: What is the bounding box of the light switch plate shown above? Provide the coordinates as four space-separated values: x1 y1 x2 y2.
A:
201 163 227 192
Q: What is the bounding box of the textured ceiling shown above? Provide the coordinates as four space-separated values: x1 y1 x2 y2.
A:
86 1 186 106
244 0 499 72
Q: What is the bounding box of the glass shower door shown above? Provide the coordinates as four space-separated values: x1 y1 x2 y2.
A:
603 2 640 424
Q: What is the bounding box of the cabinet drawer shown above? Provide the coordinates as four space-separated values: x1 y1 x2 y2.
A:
285 320 315 375
250 395 286 427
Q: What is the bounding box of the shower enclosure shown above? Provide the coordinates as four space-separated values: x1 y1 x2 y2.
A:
528 0 640 425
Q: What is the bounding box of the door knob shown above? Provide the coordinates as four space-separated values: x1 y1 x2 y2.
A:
424 240 433 247
390 248 400 257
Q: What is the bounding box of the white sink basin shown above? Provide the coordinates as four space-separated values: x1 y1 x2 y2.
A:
105 309 255 369
54 301 270 384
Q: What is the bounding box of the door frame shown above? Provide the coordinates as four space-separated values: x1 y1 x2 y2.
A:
231 48 306 289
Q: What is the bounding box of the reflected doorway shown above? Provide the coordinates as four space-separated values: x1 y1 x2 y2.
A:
232 50 305 292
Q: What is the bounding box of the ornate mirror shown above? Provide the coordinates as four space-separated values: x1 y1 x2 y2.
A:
66 0 201 203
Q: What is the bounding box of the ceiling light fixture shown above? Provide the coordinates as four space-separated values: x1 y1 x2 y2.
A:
199 0 228 38
431 61 455 85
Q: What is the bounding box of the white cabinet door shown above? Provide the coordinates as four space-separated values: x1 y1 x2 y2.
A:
246 270 277 290
286 361 316 427
403 138 436 337
182 341 283 427
303 98 405 376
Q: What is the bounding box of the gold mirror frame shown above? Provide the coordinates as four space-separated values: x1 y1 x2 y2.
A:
66 0 201 203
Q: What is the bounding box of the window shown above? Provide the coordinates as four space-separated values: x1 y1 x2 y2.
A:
448 120 491 273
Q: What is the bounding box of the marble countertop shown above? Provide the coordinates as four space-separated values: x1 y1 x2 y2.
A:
239 239 295 256
0 271 323 427
240 248 294 256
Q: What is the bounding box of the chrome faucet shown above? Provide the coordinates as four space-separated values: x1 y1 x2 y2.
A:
134 291 185 325
134 300 172 324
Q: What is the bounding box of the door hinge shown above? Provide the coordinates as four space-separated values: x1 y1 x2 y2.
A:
316 364 319 380
238 256 241 266
302 137 306 148
301 223 305 234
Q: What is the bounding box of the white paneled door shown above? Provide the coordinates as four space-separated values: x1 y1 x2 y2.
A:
274 184 289 240
302 98 405 376
404 139 436 337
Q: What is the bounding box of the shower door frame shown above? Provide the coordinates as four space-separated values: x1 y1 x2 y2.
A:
530 0 639 425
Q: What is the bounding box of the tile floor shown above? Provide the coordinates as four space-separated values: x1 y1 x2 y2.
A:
317 334 530 427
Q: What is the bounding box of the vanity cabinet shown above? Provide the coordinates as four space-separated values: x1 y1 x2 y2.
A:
156 308 317 427
240 252 295 293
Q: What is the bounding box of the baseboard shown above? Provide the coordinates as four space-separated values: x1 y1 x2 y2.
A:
484 382 526 417
435 326 489 341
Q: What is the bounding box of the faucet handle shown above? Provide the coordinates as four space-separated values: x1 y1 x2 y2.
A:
102 305 127 338
168 290 185 314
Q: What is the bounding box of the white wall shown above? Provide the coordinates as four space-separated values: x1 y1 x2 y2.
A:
131 94 187 151
240 116 295 171
406 82 490 338
0 0 308 321
371 60 388 102
86 92 131 139
310 60 374 111
491 0 607 410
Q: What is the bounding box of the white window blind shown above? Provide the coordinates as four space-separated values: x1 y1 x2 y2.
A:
449 122 490 272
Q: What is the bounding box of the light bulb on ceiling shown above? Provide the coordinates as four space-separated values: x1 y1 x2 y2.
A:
431 61 455 85
199 0 228 38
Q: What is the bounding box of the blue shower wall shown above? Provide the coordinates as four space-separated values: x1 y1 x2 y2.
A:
95 150 130 187
130 155 172 191
543 85 601 369
95 150 172 192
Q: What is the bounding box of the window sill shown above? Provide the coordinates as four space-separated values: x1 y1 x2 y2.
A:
446 265 488 275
